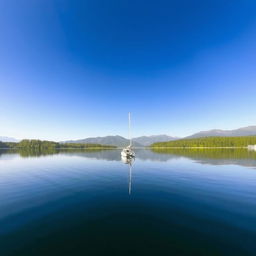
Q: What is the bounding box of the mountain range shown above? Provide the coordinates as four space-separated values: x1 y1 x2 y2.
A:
0 136 19 143
62 135 178 147
2 126 256 146
186 126 256 139
62 126 256 146
133 135 178 146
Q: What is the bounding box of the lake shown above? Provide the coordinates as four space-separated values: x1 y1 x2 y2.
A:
0 148 255 255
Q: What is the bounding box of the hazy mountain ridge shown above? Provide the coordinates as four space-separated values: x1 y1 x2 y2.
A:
133 135 178 146
62 135 178 147
2 126 256 146
186 126 256 139
62 135 143 147
0 137 19 142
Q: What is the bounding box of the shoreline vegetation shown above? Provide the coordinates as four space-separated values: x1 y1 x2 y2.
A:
150 136 256 148
1 136 256 150
0 139 116 150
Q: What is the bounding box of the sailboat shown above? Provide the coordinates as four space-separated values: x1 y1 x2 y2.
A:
121 112 135 158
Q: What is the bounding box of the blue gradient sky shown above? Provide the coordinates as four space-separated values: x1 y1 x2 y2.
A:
1 0 256 141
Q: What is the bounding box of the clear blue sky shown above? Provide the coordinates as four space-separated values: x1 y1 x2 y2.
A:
0 0 256 141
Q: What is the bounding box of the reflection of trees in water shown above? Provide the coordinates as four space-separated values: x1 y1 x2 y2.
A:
0 148 175 162
62 149 179 162
0 148 59 158
0 148 111 158
62 149 121 161
152 148 256 167
151 148 256 159
1 148 256 168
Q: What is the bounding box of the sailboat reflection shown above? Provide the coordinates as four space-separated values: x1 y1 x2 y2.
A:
121 156 135 195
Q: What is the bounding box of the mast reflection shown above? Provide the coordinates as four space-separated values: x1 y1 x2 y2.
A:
121 156 135 195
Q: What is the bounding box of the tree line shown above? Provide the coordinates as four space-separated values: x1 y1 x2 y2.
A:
151 136 256 148
0 140 116 149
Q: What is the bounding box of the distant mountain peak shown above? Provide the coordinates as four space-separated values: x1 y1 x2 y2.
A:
133 134 178 146
62 135 142 147
186 125 256 139
0 136 19 142
62 134 178 147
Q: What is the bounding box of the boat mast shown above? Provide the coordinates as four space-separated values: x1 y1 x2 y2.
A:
128 112 132 147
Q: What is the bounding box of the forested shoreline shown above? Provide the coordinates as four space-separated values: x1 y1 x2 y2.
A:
0 139 116 150
151 136 256 148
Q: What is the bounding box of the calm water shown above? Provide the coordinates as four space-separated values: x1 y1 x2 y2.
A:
0 149 256 256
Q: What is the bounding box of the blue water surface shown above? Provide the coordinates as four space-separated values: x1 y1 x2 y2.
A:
0 149 255 255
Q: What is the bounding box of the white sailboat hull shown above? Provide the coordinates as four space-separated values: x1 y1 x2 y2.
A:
121 148 135 158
